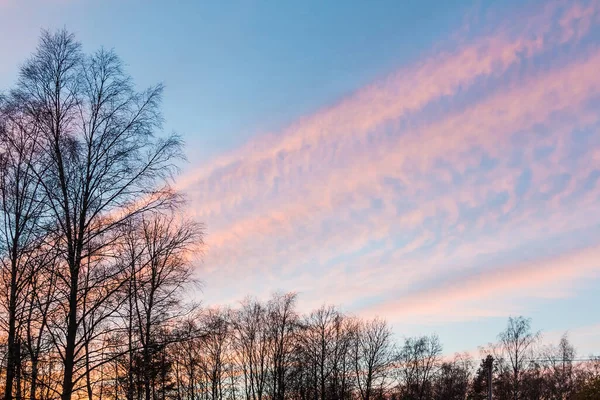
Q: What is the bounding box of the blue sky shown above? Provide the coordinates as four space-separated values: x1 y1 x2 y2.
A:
1 0 600 357
0 0 530 155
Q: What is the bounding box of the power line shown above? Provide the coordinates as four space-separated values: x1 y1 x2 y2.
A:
525 357 600 362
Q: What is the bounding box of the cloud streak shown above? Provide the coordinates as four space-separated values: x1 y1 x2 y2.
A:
179 0 600 331
178 0 599 202
198 44 600 270
361 245 600 323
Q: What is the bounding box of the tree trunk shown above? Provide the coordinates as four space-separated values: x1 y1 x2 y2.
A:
30 355 39 400
5 244 20 400
15 340 22 400
5 282 17 400
61 265 80 400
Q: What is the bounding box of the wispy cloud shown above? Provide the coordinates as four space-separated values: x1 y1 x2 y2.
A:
361 245 600 323
179 0 600 328
178 0 599 200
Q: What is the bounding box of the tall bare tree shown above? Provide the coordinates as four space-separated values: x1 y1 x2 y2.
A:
199 308 231 400
396 334 442 400
20 245 60 400
433 353 472 400
121 213 202 400
541 334 576 399
0 93 46 400
232 298 270 400
351 318 393 400
498 316 540 400
12 29 185 400
266 292 298 400
296 305 348 400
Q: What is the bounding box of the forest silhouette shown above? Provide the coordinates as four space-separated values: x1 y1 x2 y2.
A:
0 30 598 400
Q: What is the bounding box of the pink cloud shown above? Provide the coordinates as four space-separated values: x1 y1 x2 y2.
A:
178 0 600 320
178 2 600 248
177 0 599 203
199 48 600 269
359 245 600 323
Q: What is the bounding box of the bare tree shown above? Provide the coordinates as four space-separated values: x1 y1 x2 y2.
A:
231 298 270 400
351 318 394 400
396 334 442 400
266 292 298 400
12 28 185 400
20 246 60 400
199 308 231 400
121 212 202 400
498 316 540 400
540 333 576 399
0 90 50 400
171 317 202 400
300 305 338 400
433 353 472 400
573 356 600 400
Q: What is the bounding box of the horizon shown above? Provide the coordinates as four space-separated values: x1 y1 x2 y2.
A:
1 0 600 360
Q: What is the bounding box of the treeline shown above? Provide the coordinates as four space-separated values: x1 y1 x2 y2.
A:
129 297 600 400
0 29 598 400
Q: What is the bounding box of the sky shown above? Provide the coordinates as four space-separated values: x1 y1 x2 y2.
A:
1 0 600 357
